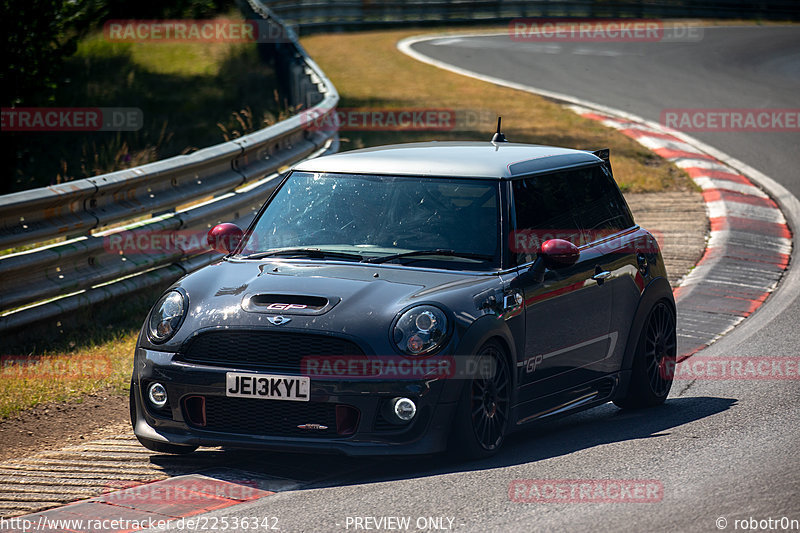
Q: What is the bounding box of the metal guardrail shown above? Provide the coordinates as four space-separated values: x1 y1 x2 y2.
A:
0 0 339 332
266 0 799 31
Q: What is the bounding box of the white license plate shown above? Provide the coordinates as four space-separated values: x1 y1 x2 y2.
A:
225 372 310 402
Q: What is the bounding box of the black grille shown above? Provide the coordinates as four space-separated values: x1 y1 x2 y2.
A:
373 414 398 431
178 330 364 373
196 396 341 438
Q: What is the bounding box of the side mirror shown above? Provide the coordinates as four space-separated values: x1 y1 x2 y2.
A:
539 238 580 269
207 223 243 254
526 239 580 284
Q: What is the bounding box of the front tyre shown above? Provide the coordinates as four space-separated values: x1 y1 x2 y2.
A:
451 340 511 459
129 382 198 455
614 300 676 409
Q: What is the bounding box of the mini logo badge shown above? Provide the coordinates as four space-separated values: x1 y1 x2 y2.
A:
267 316 291 325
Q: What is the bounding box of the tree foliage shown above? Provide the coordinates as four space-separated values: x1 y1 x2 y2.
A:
1 0 107 106
1 0 232 107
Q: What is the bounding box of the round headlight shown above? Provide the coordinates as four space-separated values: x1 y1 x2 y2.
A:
147 290 186 343
392 305 448 355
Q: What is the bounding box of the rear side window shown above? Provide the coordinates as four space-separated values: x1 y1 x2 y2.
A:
572 164 634 232
510 164 634 265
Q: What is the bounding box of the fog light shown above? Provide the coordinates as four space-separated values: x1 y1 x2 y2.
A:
392 397 417 422
148 383 168 409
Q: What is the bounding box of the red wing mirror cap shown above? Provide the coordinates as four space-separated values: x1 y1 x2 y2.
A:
207 223 243 254
540 238 580 268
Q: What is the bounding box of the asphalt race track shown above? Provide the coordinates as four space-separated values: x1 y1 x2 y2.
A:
131 26 800 533
410 26 799 197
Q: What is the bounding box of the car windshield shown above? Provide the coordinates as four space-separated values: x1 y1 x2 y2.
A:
239 172 501 270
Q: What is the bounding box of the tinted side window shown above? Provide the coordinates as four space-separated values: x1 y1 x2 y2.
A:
511 171 582 266
572 165 634 233
510 165 633 265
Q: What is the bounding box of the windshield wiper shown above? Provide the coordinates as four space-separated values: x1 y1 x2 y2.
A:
240 248 364 261
364 249 494 264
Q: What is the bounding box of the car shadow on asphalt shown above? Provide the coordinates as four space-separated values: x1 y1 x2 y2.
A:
145 396 736 491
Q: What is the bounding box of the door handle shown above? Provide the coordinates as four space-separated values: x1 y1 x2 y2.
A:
592 271 611 282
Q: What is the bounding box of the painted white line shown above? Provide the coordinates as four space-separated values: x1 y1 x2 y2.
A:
673 158 738 173
705 200 786 224
693 176 769 198
633 135 704 154
565 104 598 116
430 37 467 46
700 278 778 291
572 48 627 57
397 34 686 131
600 118 631 129
679 255 767 288
708 231 791 253
705 230 730 249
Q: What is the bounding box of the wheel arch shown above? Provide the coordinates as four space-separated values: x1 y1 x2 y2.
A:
613 276 676 400
445 314 518 404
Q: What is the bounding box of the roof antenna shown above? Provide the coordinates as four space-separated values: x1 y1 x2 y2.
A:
491 117 507 143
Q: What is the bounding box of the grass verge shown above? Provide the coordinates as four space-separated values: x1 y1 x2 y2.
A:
0 287 166 419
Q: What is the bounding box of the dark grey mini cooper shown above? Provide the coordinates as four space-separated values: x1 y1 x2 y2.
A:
131 138 676 458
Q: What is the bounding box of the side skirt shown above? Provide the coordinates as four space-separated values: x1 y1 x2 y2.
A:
510 375 619 430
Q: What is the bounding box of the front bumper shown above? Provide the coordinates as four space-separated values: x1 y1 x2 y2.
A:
131 348 462 456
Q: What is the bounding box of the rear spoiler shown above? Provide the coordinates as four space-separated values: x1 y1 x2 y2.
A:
592 148 610 161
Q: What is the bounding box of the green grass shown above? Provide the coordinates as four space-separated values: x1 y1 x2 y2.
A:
0 334 136 419
0 286 167 419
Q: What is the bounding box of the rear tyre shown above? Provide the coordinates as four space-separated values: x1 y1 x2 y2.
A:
451 340 510 460
129 382 198 455
614 301 676 409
